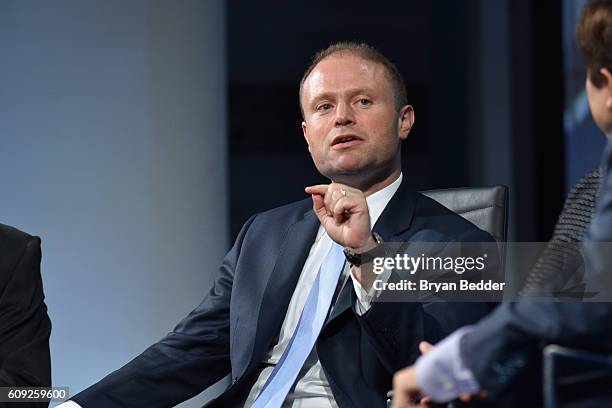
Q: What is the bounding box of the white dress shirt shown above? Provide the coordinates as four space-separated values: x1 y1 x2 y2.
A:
59 174 402 408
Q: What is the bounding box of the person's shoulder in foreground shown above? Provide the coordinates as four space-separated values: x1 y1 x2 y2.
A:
0 223 51 388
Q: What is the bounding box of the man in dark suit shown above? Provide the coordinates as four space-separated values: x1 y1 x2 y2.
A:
391 1 612 406
0 223 51 395
63 42 496 408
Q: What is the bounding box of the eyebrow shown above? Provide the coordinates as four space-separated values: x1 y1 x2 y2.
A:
309 87 377 105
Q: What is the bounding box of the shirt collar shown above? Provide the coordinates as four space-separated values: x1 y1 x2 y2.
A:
366 172 403 226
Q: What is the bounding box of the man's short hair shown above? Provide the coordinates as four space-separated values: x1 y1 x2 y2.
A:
299 42 408 117
577 0 612 88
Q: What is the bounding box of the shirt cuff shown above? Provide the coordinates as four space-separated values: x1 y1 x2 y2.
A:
350 264 392 315
415 326 481 402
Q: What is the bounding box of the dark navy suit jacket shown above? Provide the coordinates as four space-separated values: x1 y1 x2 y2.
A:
0 223 51 407
73 180 496 408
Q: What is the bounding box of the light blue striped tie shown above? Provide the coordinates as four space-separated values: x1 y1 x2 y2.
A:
252 242 346 408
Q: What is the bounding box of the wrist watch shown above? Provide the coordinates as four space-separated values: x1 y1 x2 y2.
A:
343 232 383 267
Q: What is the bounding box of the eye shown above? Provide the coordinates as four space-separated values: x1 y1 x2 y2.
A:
358 98 372 106
316 103 332 112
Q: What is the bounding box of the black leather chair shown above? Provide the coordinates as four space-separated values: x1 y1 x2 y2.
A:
421 186 509 272
420 186 509 243
543 344 612 408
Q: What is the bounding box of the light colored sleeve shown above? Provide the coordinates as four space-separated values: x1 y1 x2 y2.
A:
350 264 393 315
56 401 82 408
415 326 481 402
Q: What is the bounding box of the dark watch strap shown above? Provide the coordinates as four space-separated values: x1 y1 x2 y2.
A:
343 232 383 267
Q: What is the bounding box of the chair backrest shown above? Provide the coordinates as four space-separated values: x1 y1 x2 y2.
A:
420 186 509 243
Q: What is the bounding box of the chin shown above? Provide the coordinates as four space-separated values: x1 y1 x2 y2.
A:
332 156 368 172
316 156 381 180
329 165 366 177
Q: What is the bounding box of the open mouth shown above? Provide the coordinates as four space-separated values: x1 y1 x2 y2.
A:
331 135 362 149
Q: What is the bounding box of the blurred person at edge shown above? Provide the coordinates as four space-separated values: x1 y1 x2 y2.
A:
0 223 51 408
391 1 612 407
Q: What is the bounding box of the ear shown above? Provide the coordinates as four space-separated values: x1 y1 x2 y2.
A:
302 121 311 151
398 105 415 141
601 68 612 109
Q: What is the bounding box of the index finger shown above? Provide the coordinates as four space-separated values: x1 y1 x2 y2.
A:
419 341 434 354
305 184 330 196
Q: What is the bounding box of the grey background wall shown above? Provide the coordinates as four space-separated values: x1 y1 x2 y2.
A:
0 1 227 406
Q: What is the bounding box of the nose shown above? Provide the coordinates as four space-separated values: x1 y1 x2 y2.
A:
334 102 355 127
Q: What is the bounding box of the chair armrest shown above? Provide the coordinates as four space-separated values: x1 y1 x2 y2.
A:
543 344 612 408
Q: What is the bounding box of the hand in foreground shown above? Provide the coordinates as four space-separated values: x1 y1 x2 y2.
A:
392 365 424 408
305 183 376 251
392 341 484 407
392 342 437 408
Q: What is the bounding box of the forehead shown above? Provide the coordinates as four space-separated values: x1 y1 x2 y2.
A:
302 54 392 100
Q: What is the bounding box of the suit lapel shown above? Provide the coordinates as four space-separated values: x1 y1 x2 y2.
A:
371 179 418 241
326 271 356 324
324 180 419 327
238 210 320 379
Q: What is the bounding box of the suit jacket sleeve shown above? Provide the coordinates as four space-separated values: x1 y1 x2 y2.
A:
0 233 51 389
461 301 612 398
72 215 256 408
